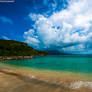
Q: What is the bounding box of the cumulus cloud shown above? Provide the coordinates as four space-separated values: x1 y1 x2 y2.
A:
24 29 40 47
0 16 13 25
24 0 92 54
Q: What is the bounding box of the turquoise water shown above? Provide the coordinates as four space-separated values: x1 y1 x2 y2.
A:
1 56 92 74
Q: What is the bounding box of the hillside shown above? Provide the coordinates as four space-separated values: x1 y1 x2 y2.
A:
0 39 49 56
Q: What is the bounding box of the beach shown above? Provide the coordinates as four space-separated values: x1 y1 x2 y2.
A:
0 56 92 92
0 63 92 92
1 0 92 91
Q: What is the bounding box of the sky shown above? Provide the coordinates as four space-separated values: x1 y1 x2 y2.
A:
0 0 92 54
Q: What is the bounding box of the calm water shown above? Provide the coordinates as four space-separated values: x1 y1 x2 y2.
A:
1 56 92 74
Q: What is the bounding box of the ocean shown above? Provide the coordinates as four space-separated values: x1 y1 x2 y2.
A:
1 55 92 74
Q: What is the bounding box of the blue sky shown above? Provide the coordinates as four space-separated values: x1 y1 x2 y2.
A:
0 0 67 41
1 0 92 54
0 0 34 41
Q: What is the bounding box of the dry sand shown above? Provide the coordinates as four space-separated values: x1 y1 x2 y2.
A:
0 64 92 92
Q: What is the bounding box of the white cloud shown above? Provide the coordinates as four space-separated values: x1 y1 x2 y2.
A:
24 0 92 54
2 36 10 40
24 30 40 47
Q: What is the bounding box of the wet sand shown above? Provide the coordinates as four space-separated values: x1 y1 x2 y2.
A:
0 64 92 92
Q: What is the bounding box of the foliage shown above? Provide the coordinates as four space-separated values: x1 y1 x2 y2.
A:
0 39 49 56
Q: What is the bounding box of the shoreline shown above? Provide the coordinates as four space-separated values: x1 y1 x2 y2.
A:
0 63 92 81
0 57 92 91
0 56 34 61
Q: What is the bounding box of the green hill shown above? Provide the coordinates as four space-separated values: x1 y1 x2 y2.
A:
0 39 49 56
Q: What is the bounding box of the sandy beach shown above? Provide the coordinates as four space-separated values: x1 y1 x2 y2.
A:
0 64 92 92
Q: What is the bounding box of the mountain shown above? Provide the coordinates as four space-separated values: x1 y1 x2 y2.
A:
0 39 49 56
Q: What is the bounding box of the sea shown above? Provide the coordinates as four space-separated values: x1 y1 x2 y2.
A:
1 55 92 74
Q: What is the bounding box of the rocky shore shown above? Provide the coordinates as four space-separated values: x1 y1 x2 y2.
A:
0 56 34 61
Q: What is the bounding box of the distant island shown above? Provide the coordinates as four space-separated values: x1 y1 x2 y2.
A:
0 39 49 61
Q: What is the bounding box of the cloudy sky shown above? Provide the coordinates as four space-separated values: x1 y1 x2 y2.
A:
0 0 92 54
